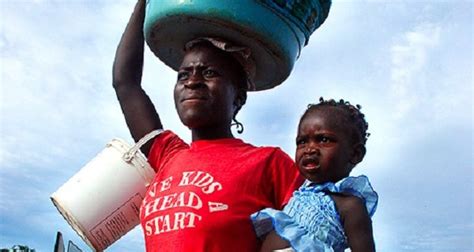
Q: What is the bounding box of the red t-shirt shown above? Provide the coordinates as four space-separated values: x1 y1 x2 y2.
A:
140 130 301 252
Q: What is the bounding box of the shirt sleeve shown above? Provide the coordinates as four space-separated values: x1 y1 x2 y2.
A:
147 130 188 173
269 148 304 209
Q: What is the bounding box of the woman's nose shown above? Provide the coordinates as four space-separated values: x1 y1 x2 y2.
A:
184 72 205 89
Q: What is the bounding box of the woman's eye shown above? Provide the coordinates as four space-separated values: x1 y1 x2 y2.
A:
177 72 189 81
203 69 217 78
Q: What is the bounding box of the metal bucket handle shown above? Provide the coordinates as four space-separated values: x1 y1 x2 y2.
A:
122 129 164 162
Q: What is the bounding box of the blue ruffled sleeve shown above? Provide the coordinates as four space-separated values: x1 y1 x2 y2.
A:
251 208 333 252
335 175 378 217
250 175 378 252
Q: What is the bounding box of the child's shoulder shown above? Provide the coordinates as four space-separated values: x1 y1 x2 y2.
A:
333 175 378 217
330 194 372 227
330 193 367 216
330 175 378 220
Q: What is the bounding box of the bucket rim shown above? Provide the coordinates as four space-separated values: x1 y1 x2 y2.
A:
50 195 99 251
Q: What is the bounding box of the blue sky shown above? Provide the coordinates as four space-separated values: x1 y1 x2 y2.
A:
0 0 472 251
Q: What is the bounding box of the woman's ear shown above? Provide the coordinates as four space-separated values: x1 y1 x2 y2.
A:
234 97 242 108
234 90 247 109
350 143 366 165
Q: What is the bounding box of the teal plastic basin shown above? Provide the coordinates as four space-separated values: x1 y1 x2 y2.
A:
144 0 330 91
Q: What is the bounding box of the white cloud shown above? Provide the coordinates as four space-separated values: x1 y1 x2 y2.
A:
390 23 441 119
399 223 473 250
0 1 133 170
1 1 472 251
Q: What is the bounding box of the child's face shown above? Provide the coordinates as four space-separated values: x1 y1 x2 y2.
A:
295 108 355 184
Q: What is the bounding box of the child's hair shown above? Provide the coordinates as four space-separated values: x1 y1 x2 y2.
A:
300 97 370 145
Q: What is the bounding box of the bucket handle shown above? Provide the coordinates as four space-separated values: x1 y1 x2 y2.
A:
122 129 164 162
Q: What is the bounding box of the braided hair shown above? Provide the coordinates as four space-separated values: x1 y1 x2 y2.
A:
223 53 248 135
230 66 248 134
300 97 370 145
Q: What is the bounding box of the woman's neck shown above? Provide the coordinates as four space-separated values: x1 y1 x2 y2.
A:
191 125 234 141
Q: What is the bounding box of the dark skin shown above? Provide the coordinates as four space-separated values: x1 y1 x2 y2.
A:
295 108 365 184
175 44 246 140
112 0 161 155
261 107 375 252
112 0 245 155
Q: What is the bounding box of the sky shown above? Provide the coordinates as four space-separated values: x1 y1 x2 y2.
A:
0 0 472 251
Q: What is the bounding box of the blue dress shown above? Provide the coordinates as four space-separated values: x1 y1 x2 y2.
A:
251 175 378 252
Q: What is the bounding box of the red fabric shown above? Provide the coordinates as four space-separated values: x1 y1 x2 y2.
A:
140 130 301 252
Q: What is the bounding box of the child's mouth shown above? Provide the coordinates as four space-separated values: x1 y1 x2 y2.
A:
304 163 321 170
302 158 320 171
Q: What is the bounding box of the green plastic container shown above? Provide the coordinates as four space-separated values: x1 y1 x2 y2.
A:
144 0 330 91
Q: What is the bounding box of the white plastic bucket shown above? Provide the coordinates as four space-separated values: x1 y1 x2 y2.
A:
51 130 163 251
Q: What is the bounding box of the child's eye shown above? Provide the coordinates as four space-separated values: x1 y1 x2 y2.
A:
317 135 333 143
296 138 307 146
177 72 189 81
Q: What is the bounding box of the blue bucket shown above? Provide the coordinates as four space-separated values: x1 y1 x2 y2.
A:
144 0 331 91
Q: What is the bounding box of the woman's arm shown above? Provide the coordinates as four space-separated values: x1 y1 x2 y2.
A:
333 195 376 252
112 0 162 156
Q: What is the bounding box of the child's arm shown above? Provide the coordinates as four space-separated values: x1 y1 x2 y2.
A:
260 230 290 252
332 194 375 252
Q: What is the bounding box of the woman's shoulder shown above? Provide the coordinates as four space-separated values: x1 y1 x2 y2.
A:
148 130 189 166
239 141 293 160
151 130 188 149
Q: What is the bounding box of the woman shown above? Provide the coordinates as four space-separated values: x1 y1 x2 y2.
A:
112 1 301 251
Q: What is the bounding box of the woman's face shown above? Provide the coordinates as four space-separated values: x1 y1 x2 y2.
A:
295 108 355 183
174 44 240 130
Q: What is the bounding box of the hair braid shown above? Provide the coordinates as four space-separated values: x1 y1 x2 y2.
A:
302 97 370 144
231 72 248 134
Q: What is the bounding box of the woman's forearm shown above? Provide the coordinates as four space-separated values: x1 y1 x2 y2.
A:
112 0 146 88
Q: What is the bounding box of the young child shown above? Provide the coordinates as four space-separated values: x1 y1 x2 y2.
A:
251 97 378 252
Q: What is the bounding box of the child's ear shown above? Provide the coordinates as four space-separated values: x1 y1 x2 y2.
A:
350 143 366 165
